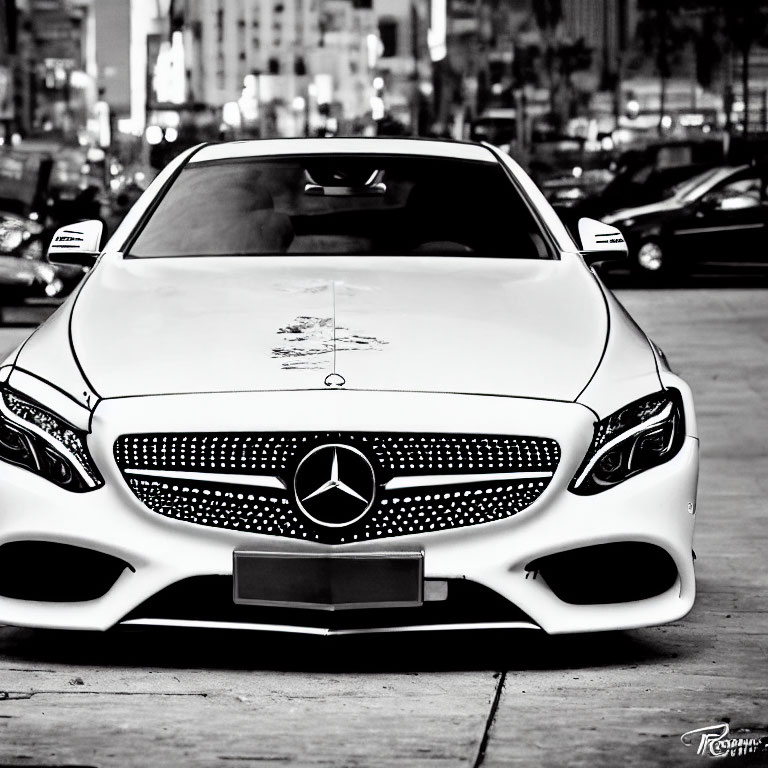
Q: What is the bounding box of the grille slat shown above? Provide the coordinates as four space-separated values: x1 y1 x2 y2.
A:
115 432 560 543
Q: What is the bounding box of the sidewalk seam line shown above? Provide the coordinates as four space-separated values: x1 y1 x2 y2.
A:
472 671 507 768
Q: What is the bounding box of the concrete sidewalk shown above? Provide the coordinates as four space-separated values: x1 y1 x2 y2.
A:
483 288 768 767
0 289 766 767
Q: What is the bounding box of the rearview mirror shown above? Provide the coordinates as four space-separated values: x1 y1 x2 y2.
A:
303 169 387 196
47 220 104 268
577 217 628 266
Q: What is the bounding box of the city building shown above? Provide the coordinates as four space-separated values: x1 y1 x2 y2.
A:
371 0 430 133
1 0 96 141
562 0 637 91
152 0 379 137
0 0 23 138
92 0 130 128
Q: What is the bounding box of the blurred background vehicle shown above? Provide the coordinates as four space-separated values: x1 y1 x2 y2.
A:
0 145 88 304
469 109 519 154
550 139 728 229
602 163 768 280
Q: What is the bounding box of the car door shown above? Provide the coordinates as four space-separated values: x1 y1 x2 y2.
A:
670 170 768 264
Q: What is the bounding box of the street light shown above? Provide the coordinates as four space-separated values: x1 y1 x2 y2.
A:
145 125 163 145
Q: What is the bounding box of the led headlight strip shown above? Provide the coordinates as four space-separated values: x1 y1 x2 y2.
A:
570 389 684 496
0 386 103 492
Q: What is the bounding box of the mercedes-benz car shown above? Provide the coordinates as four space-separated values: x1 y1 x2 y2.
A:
0 138 699 636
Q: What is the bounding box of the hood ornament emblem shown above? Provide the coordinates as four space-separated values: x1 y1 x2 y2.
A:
324 372 345 387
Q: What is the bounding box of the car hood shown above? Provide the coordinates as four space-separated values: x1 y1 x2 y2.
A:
68 254 608 400
605 198 683 225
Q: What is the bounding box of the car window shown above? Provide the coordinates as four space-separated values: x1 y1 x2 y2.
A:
128 155 550 259
672 168 726 200
656 146 693 168
706 175 763 210
627 164 653 185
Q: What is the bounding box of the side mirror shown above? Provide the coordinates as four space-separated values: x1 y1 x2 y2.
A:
46 220 104 268
697 194 719 213
577 217 628 266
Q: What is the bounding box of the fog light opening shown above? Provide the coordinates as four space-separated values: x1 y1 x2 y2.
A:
0 542 131 602
526 543 679 605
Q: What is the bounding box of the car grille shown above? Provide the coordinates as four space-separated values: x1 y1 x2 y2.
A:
115 432 560 544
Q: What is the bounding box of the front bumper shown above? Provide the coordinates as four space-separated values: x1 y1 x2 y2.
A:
0 390 698 635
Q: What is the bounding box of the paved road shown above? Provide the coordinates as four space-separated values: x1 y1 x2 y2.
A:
0 288 766 767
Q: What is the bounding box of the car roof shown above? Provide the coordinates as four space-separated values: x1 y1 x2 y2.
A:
190 138 498 164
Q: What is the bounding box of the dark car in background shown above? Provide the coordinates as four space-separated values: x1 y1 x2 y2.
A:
551 139 729 230
603 164 768 278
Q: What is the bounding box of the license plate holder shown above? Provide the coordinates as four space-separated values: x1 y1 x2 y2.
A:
233 550 424 611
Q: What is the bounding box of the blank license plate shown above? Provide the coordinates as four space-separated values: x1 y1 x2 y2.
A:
233 550 424 611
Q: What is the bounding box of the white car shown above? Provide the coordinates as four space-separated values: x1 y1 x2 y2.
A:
0 138 698 635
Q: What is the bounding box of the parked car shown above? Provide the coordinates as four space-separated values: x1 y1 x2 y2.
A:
554 139 728 231
0 138 698 636
603 164 768 278
469 108 518 153
0 147 90 304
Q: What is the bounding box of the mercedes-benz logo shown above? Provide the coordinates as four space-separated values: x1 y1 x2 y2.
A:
294 444 376 527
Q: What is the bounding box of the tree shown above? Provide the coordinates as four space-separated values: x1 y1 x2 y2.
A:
635 0 693 135
532 0 563 122
530 0 592 129
721 0 768 136
694 7 722 90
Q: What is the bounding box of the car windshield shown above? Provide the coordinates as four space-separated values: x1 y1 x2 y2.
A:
672 167 737 202
128 154 550 259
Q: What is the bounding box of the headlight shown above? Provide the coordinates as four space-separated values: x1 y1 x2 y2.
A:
569 389 684 495
0 386 103 492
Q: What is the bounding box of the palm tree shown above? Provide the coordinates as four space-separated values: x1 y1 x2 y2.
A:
721 0 768 136
635 0 691 134
532 0 563 123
